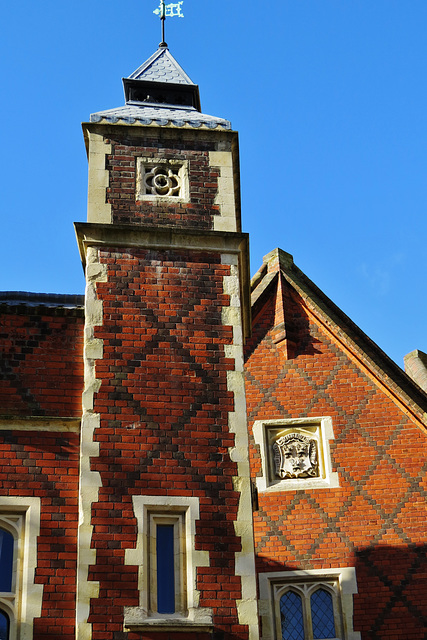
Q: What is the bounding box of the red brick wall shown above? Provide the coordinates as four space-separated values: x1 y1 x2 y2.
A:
87 247 249 640
0 429 80 640
0 310 84 417
245 285 427 639
105 130 221 229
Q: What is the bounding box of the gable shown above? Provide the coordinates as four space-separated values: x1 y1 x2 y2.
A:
246 249 427 432
246 249 427 636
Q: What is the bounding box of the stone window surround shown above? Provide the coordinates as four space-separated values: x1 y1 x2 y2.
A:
136 157 189 203
252 417 339 492
258 568 361 640
0 515 20 639
0 497 43 640
278 579 341 639
124 495 212 632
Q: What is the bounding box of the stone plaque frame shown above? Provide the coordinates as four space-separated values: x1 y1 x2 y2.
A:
136 158 190 203
252 417 340 492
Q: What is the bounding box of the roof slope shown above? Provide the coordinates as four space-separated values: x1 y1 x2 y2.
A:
128 47 194 84
90 104 230 129
0 291 84 312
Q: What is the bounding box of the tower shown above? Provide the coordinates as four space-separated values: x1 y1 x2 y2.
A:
75 46 258 640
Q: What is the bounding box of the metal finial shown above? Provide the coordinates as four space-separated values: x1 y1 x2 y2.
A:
153 1 184 48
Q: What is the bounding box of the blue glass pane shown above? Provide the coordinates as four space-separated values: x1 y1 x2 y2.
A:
280 591 305 640
156 524 175 613
311 589 336 639
0 610 9 640
0 530 13 592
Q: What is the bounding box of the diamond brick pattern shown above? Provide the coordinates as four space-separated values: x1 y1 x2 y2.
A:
332 428 379 482
0 309 84 417
246 282 427 638
88 247 247 640
0 429 80 640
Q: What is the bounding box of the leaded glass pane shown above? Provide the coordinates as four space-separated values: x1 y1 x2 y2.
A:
311 588 336 639
280 591 305 640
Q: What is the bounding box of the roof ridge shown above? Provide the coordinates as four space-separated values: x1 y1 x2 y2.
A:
0 291 84 307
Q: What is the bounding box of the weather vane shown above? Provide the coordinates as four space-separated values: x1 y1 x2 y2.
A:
153 0 184 48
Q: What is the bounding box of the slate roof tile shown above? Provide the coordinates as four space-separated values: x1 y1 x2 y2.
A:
128 48 194 85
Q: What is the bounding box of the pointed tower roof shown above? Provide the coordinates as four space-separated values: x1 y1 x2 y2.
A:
91 47 230 130
128 47 194 84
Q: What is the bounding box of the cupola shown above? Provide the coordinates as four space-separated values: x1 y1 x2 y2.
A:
123 46 201 111
90 46 230 129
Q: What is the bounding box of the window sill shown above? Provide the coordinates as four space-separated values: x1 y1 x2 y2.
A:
123 609 213 632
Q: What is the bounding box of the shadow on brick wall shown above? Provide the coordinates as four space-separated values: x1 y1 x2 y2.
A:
353 543 427 639
255 544 427 640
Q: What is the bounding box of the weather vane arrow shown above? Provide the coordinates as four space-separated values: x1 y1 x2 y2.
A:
153 1 184 48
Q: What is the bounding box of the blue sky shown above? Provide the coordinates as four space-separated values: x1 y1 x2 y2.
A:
1 1 426 368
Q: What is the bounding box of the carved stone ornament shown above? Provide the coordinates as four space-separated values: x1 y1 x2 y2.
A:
273 432 318 479
144 164 181 197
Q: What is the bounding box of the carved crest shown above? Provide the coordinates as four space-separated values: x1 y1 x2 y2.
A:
273 432 318 479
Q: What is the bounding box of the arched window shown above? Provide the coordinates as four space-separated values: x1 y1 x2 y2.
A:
0 523 18 640
0 526 14 640
277 581 342 640
280 590 304 640
0 528 14 592
261 569 359 640
0 500 43 640
311 588 336 639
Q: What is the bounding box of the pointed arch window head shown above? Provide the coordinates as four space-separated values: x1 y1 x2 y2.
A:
311 589 336 638
280 590 304 640
278 582 342 640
